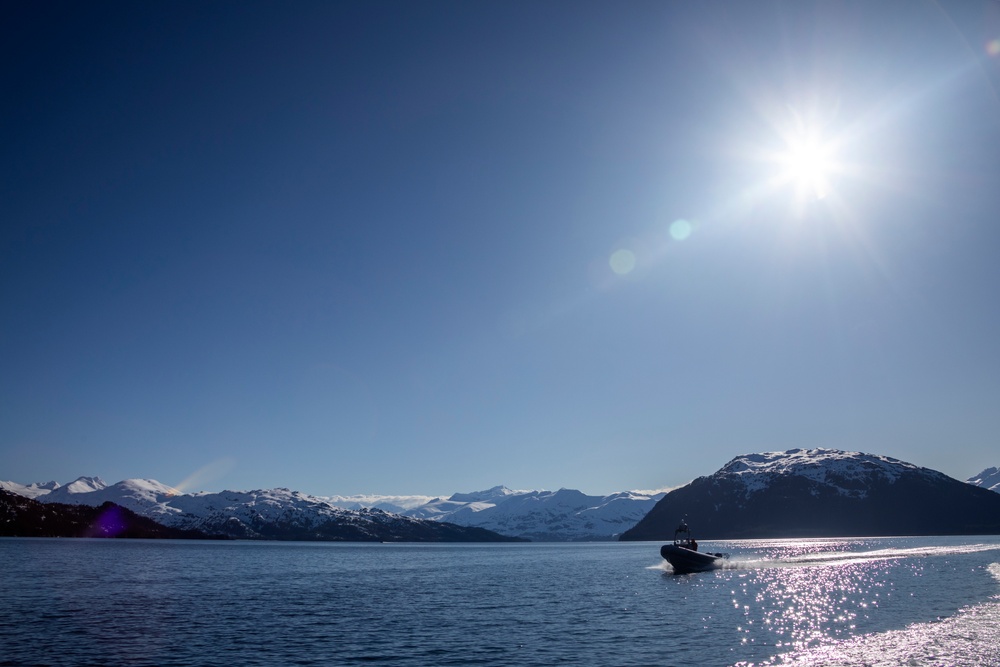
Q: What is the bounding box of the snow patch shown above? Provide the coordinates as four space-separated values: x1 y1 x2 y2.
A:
967 467 1000 493
717 448 950 499
0 480 60 499
402 486 667 540
321 493 438 512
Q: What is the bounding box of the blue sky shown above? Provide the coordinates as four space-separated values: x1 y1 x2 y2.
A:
3 1 1000 497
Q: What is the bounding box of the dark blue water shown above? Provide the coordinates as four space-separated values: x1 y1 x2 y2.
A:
2 537 999 666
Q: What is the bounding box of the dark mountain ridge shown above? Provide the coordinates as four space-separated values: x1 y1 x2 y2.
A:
621 449 1000 540
0 490 220 539
1 485 522 543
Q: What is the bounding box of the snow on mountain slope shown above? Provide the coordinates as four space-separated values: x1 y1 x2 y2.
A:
405 487 666 541
20 449 987 541
296 484 664 540
0 482 59 498
33 481 391 535
623 448 1000 540
34 478 187 524
44 476 108 498
967 467 1000 493
447 485 525 504
162 488 368 537
4 474 660 541
0 480 60 499
717 448 952 499
404 486 527 520
17 478 510 540
322 493 437 513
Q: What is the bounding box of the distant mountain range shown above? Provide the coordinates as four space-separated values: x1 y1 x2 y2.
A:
0 478 518 542
319 486 667 540
4 449 996 542
621 449 1000 540
0 478 664 542
0 490 220 539
398 486 666 541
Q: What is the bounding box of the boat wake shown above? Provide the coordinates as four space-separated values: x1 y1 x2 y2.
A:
725 543 1000 571
648 559 729 574
650 543 1000 574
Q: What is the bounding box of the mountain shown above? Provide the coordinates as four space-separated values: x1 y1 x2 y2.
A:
404 486 666 541
621 448 1000 540
322 493 435 514
404 485 525 519
0 480 61 499
49 475 108 496
3 476 664 541
0 490 218 539
967 467 1000 493
35 477 187 523
13 477 519 542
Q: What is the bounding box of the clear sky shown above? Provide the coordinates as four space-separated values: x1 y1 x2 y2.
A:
3 1 1000 497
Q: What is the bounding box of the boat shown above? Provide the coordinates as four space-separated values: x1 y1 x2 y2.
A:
659 520 728 574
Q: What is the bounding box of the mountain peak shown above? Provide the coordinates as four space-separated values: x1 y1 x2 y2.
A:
62 476 108 493
967 467 1000 493
717 448 946 499
623 448 1000 540
116 478 183 498
0 480 61 499
447 485 520 503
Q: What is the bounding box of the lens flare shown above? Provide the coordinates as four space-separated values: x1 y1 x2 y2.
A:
609 249 636 275
172 458 236 495
670 219 693 241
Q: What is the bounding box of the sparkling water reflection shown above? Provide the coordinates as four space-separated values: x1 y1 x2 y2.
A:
1 536 998 666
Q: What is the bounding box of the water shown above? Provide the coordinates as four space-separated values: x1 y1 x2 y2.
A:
2 536 999 666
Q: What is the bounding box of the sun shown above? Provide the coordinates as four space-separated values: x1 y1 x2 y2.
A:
777 132 836 202
738 104 856 221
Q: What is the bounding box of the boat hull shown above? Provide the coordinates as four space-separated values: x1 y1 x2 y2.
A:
660 544 723 574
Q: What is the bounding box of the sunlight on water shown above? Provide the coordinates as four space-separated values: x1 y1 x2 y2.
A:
656 540 1000 574
3 538 999 666
733 561 886 649
720 542 1000 667
651 539 1000 666
739 600 1000 667
733 542 1000 570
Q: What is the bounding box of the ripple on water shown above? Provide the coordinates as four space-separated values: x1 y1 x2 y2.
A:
2 539 999 667
734 601 1000 667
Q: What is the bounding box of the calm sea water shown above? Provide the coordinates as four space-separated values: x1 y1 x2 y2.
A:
2 536 999 666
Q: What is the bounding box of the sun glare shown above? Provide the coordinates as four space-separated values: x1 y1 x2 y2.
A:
778 133 835 202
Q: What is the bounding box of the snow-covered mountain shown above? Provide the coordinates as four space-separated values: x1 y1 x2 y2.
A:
322 493 437 514
48 476 108 496
42 477 177 511
3 476 664 541
0 489 217 539
3 477 517 542
0 480 61 499
712 448 952 500
967 467 1000 493
403 485 525 519
11 449 995 542
402 485 666 541
622 448 1000 540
